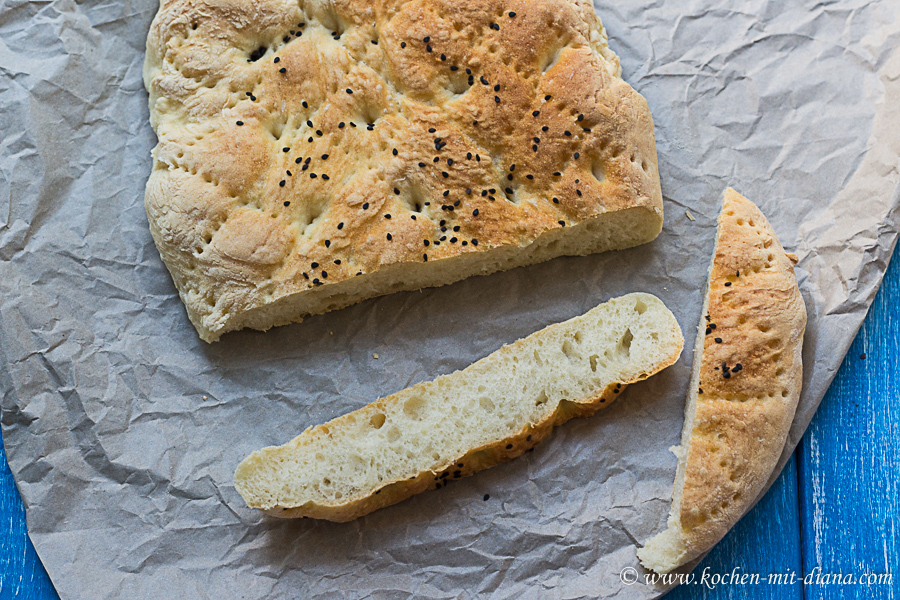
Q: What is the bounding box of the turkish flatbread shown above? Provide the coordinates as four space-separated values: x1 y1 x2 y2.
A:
638 188 807 573
143 0 663 341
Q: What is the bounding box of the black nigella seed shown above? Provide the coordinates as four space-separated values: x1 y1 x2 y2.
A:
733 363 743 372
338 222 344 229
467 152 473 159
316 130 323 136
509 11 516 17
419 162 426 167
273 57 280 63
574 152 580 159
553 198 559 204
310 173 317 179
306 120 313 127
532 145 538 152
450 237 457 243
387 233 392 240
321 271 328 278
450 65 458 71
526 174 534 180
564 130 572 136
505 187 513 195
424 240 430 246
338 122 345 128
279 67 286 73
371 40 378 45
283 147 290 152
494 84 500 92
428 128 437 133
443 190 449 197
236 121 243 126
284 201 290 207
491 23 499 30
324 240 331 247
392 148 398 156
466 188 472 195
453 200 460 206
322 174 329 180
442 171 449 178
473 209 479 216
453 225 460 231
401 42 406 48
542 126 549 132
483 494 490 501
295 157 302 164
283 36 290 43
302 101 308 108
532 110 540 117
576 189 582 196
350 122 357 128
279 180 285 187
362 202 369 209
558 220 565 226
466 68 472 74
302 272 309 279
394 188 401 195
447 158 453 166
346 88 353 94
423 254 428 261
440 53 446 61
706 327 712 335
411 215 417 220
423 36 430 42
578 114 584 121
545 94 552 101
426 45 432 52
472 239 478 246
725 282 732 287
715 337 723 343
505 444 513 449
334 259 341 264
526 435 532 441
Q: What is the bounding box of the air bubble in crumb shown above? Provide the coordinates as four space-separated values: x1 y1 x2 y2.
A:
685 210 695 221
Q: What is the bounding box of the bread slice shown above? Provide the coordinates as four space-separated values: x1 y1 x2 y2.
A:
143 0 664 342
234 292 683 521
637 189 807 573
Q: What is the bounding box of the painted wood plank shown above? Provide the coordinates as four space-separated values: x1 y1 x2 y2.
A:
664 455 803 600
0 441 59 600
797 243 900 600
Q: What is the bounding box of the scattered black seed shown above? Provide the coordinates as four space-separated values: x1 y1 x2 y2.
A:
295 157 302 164
706 327 712 335
316 130 323 136
350 122 357 128
371 40 378 45
532 145 538 152
576 189 582 197
310 173 317 179
387 233 392 240
302 272 309 279
325 240 331 248
249 46 267 61
385 214 392 219
490 23 500 30
440 53 446 61
423 240 430 246
732 363 743 373
507 174 513 181
321 271 328 278
553 171 561 176
433 157 440 162
442 171 449 178
505 444 513 449
346 88 353 94
574 152 580 159
283 147 290 153
423 36 431 43
564 130 572 136
362 202 369 209
284 201 290 207
283 36 290 43
279 180 285 187
302 100 308 108
577 114 584 122
338 222 344 229
334 259 341 265
542 125 549 132
505 187 513 195
558 220 565 226
443 190 450 197
473 209 479 216
426 45 432 52
236 121 243 126
552 198 559 204
476 154 481 161
472 239 478 246
322 174 329 180
392 148 398 156
450 237 457 243
725 281 732 287
453 225 460 231
279 67 286 73
527 174 534 180
450 65 458 71
401 41 407 48
423 253 428 261
466 188 472 195
311 262 319 268
273 57 280 63
715 337 723 343
411 215 417 220
473 120 479 126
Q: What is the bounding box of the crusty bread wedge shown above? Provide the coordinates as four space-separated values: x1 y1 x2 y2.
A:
638 189 807 573
235 292 683 521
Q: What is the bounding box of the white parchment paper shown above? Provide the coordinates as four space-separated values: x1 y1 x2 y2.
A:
2 0 899 598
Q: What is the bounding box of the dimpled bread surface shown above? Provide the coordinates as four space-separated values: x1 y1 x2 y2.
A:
143 0 663 341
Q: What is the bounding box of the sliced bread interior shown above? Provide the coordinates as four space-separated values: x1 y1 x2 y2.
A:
637 188 807 573
235 292 684 522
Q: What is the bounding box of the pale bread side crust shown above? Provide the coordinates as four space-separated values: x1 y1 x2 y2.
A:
235 293 684 522
143 0 663 342
638 188 807 573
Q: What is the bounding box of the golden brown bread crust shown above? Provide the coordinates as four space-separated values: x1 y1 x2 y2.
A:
143 0 663 341
638 188 807 573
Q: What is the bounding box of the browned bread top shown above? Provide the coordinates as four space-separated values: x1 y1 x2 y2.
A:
143 0 663 341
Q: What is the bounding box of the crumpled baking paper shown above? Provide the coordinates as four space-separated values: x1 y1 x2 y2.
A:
1 0 898 598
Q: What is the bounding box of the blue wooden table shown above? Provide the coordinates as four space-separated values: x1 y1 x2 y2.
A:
2 244 898 599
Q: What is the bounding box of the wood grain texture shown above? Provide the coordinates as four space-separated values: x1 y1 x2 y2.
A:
797 243 900 600
0 443 58 600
